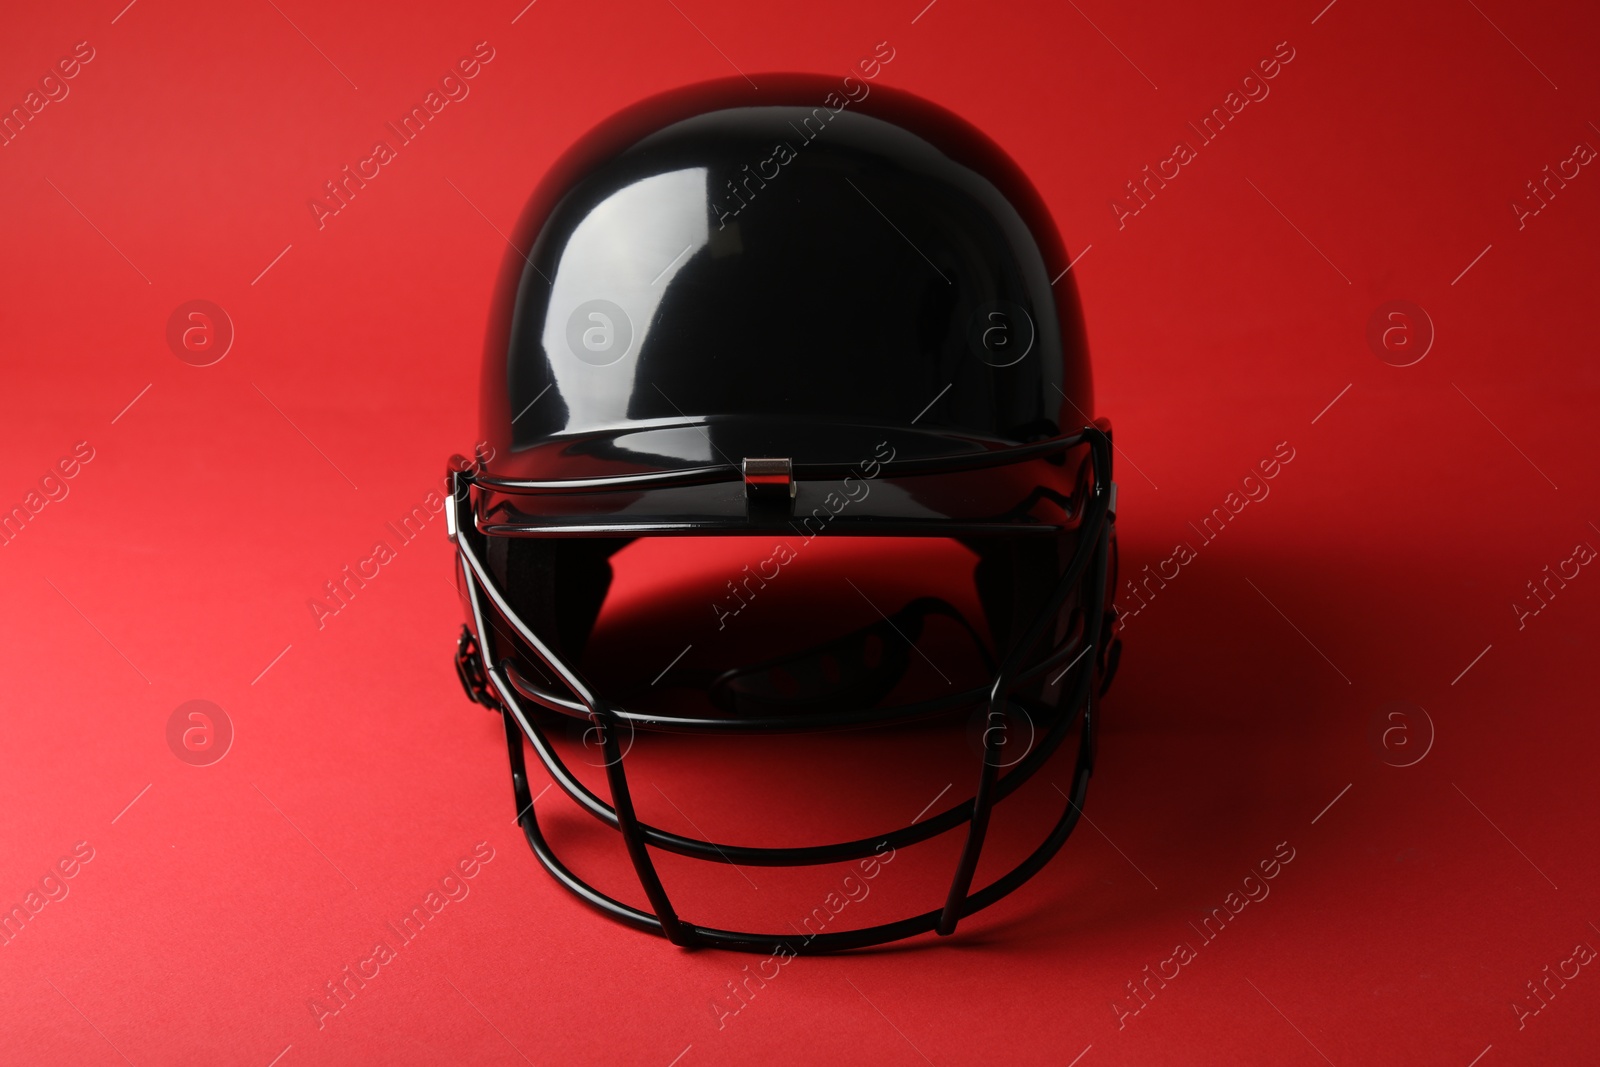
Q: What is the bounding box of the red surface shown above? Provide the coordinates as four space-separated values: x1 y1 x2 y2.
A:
3 1 1599 1064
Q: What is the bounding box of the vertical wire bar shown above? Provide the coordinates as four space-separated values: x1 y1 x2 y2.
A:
596 707 695 946
503 708 536 827
937 697 1005 934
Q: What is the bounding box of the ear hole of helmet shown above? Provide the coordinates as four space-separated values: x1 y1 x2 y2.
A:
959 532 1083 706
488 535 633 694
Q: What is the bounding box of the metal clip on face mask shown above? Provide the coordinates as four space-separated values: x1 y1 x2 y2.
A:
449 76 1122 953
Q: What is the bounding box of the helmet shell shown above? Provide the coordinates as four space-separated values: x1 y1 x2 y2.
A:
478 75 1093 479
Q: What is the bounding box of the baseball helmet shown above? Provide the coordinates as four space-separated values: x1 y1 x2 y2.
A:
448 73 1120 953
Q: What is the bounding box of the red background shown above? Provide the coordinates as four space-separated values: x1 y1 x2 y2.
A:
3 0 1599 1063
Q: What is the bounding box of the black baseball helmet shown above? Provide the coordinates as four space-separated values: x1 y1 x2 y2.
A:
448 73 1120 953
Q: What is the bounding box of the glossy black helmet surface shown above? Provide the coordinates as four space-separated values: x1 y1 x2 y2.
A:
449 74 1120 953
